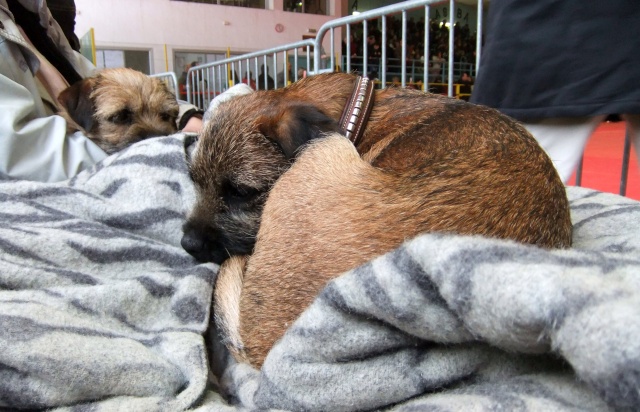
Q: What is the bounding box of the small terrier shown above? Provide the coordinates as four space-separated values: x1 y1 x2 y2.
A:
57 68 179 154
181 72 573 368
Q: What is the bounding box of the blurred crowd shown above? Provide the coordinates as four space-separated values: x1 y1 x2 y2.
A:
343 16 477 66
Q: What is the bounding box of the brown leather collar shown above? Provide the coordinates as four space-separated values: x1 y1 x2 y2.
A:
338 76 375 146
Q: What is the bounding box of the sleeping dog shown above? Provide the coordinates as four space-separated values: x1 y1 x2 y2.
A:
181 72 572 368
58 68 179 154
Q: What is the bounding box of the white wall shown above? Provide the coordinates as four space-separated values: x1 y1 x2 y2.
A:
74 0 346 74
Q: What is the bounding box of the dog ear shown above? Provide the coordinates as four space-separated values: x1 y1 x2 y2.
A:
57 78 97 132
257 103 339 160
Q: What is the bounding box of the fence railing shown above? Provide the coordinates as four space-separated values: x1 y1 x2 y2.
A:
185 0 480 104
185 0 475 106
149 71 179 100
313 0 481 96
341 56 476 87
182 0 632 197
185 39 315 109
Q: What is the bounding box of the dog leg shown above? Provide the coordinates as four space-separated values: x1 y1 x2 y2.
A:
214 255 250 365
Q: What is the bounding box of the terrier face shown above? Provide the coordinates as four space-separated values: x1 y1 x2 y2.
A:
180 90 339 264
58 68 179 154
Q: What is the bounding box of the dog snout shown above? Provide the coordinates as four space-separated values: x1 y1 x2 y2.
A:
181 228 205 257
136 126 172 140
181 223 230 264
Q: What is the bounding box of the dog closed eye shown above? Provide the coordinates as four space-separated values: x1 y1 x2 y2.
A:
160 112 175 122
222 180 260 204
108 108 133 125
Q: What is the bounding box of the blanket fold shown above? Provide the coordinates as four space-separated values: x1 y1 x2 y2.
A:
225 188 640 412
0 136 218 411
1 135 639 411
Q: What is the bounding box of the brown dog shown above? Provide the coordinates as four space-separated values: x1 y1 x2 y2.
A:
182 72 572 368
57 68 179 154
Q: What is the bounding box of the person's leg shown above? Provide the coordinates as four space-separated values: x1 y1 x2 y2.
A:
521 116 605 183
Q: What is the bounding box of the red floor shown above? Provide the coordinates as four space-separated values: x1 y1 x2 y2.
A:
566 121 639 200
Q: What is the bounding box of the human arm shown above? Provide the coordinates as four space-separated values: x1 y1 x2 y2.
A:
0 9 108 183
181 116 203 134
0 72 107 182
177 103 204 134
0 3 111 182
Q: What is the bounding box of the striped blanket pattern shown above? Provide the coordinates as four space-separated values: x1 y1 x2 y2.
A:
1 134 639 411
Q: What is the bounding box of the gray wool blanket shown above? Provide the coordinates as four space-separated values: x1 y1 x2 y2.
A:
1 134 639 411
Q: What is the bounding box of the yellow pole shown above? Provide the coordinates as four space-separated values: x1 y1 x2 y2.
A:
89 28 96 65
227 47 233 87
164 44 169 72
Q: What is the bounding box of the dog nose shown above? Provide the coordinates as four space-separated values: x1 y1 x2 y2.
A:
181 223 241 264
181 225 229 264
138 128 164 140
181 230 205 258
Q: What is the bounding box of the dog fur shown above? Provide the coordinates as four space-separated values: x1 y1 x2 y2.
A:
182 72 573 368
57 68 179 154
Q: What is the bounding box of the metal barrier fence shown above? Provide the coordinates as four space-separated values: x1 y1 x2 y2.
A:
314 0 482 96
184 0 632 197
620 129 632 196
339 57 477 88
149 71 179 100
185 0 477 107
185 39 315 110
